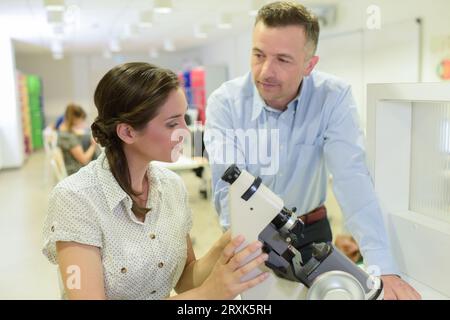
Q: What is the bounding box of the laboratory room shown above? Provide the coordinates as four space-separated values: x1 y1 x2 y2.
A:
0 0 449 302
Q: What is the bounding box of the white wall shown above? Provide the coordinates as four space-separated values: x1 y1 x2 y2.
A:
0 33 24 169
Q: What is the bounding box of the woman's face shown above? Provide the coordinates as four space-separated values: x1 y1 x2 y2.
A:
132 87 189 163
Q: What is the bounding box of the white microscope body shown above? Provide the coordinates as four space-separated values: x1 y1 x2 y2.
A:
222 164 383 300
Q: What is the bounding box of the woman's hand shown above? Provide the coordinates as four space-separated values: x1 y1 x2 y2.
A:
199 235 269 299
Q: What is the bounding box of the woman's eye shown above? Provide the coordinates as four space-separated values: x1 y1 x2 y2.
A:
167 123 178 128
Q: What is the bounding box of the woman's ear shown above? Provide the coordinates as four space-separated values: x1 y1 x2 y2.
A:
116 123 136 144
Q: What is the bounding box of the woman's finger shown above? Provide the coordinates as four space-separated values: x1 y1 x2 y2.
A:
218 235 245 265
234 253 268 280
228 240 263 270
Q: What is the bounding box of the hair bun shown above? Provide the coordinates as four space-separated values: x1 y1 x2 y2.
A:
91 120 112 148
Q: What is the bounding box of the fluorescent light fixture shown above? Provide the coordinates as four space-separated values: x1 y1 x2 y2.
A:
122 24 139 38
52 51 64 59
109 39 121 52
47 10 64 24
194 25 208 39
218 13 232 29
139 11 153 28
163 39 175 52
149 48 159 58
50 40 63 59
154 0 173 14
249 0 266 16
102 49 112 59
44 0 65 12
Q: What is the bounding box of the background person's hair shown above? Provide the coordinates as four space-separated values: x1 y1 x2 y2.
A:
91 62 179 216
64 103 86 132
255 1 320 57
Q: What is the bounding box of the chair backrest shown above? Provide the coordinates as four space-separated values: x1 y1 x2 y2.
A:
50 147 68 182
43 127 58 154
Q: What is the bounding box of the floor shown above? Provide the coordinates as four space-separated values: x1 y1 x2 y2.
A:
0 150 344 299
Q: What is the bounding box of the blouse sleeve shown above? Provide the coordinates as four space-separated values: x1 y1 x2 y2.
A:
42 185 102 264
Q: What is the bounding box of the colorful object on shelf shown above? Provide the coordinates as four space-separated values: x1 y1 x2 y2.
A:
17 72 45 155
178 67 206 124
437 58 450 80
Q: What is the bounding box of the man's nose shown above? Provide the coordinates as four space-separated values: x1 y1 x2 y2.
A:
260 59 276 79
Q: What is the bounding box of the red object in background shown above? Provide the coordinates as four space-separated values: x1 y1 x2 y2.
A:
437 58 450 80
190 67 206 124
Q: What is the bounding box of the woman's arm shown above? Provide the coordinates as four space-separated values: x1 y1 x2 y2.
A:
56 241 106 300
69 140 97 165
170 234 269 300
175 231 230 293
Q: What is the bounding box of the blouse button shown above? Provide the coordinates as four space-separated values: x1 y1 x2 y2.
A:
158 262 164 268
51 226 55 232
121 267 127 274
149 233 156 240
151 290 156 294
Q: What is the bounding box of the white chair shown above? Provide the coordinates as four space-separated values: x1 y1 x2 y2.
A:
50 147 68 183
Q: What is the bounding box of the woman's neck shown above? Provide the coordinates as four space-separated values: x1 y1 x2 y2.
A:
124 149 149 194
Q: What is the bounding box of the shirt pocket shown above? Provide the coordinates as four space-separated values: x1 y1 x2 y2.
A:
103 252 151 300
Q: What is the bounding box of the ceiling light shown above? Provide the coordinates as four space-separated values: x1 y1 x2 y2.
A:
163 39 175 52
50 40 63 60
149 48 159 58
102 49 112 59
218 13 232 29
47 10 64 24
154 0 173 14
109 39 121 52
139 11 153 28
249 0 266 16
194 25 208 39
44 0 65 12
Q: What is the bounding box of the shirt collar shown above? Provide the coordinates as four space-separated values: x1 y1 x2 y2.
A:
251 77 305 121
95 152 163 213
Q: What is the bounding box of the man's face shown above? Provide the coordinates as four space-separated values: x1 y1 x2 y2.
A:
251 22 318 109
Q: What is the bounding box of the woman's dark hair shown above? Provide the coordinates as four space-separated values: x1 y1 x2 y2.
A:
91 62 179 216
65 103 86 132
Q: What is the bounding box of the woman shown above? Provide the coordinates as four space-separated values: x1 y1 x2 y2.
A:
42 62 269 300
58 103 98 175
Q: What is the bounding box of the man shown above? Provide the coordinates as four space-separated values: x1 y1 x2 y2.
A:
204 1 421 300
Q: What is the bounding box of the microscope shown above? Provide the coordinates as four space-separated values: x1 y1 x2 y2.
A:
221 164 383 300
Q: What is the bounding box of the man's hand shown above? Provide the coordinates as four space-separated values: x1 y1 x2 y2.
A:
381 275 422 300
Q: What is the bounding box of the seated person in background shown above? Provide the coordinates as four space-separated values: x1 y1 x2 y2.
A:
58 103 98 175
334 234 363 264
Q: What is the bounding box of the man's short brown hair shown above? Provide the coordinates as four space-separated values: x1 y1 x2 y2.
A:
255 1 320 56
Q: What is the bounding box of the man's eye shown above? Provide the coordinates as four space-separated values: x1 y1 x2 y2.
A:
279 59 289 63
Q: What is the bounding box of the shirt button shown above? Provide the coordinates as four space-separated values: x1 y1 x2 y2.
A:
158 262 164 268
151 290 156 294
121 267 127 274
51 226 55 232
149 233 156 240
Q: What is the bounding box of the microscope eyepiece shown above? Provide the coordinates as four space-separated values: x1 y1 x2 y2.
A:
221 164 242 184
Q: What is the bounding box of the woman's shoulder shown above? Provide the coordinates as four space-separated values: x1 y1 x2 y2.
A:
54 160 100 194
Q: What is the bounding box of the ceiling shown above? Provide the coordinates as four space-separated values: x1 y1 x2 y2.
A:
0 0 328 56
0 0 343 57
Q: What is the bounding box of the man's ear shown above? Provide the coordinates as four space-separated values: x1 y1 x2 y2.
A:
116 123 137 144
304 55 319 76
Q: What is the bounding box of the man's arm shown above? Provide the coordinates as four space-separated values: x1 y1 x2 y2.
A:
323 86 421 299
204 92 246 229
